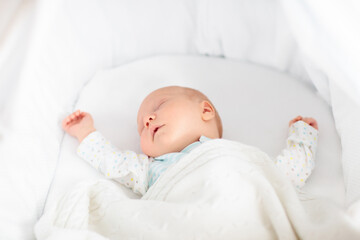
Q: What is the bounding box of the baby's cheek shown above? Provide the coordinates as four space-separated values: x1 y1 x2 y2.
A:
140 136 150 154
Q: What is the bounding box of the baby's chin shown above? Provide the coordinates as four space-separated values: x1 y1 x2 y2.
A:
143 147 168 158
142 135 195 157
142 143 176 158
141 144 161 158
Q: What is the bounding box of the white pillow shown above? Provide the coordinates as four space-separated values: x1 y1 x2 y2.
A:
45 55 344 212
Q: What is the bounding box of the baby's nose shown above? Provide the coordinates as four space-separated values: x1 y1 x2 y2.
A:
144 114 156 128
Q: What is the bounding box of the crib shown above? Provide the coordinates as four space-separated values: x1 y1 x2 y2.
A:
0 0 360 239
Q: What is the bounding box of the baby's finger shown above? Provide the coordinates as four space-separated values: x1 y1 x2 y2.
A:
64 116 70 123
304 117 314 124
62 117 71 129
70 111 83 122
304 117 318 130
289 116 302 126
308 120 315 125
65 117 72 125
67 114 76 122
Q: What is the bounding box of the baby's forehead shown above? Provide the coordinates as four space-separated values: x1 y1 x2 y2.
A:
139 85 204 111
141 90 167 106
142 87 184 104
150 86 182 97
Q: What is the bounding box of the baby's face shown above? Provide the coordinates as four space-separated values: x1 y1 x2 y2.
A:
137 88 203 157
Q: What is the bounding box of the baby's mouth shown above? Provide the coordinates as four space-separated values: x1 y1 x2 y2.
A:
151 125 164 140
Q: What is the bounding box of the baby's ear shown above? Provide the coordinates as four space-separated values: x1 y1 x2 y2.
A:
201 101 216 121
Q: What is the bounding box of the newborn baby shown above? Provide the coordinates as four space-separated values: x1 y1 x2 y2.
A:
62 86 319 195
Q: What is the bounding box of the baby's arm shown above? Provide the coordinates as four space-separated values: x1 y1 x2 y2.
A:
274 116 319 189
77 131 150 195
62 110 150 195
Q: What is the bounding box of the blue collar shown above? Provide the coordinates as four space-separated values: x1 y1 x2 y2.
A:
154 136 211 160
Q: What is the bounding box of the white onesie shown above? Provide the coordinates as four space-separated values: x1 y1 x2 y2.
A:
77 120 318 195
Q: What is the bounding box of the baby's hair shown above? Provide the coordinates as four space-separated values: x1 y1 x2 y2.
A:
176 86 223 138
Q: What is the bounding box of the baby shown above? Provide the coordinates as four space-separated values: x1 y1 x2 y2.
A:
62 86 319 195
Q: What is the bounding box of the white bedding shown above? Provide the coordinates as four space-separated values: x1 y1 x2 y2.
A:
44 55 344 213
1 0 360 239
37 139 359 239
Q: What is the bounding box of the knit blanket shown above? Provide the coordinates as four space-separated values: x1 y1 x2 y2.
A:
35 139 360 239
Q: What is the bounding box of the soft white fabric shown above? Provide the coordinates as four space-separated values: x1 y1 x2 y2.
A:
195 0 360 204
279 0 360 105
1 0 359 238
0 1 199 238
44 56 344 217
330 84 360 205
35 139 360 239
279 0 360 205
195 0 309 83
0 0 35 118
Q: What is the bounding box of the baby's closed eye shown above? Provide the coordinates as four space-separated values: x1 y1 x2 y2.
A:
154 99 166 111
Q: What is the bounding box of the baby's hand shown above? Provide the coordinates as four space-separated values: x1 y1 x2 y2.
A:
289 115 318 130
62 110 96 142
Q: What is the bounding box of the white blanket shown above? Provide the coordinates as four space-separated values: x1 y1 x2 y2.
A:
35 139 359 239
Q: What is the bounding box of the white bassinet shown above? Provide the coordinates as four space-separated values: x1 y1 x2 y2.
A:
0 0 359 239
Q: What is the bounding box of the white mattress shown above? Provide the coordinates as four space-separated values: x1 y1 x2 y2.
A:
44 55 344 212
2 0 359 238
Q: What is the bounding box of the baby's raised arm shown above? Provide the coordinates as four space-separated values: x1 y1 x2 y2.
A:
62 110 96 142
275 115 319 188
62 109 149 195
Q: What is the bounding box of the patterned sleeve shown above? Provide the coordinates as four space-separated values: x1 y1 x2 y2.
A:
274 120 319 189
77 131 150 195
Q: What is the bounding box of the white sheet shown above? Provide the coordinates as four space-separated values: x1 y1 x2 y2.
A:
1 0 359 239
279 0 360 206
45 56 344 215
0 0 35 120
37 139 359 239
